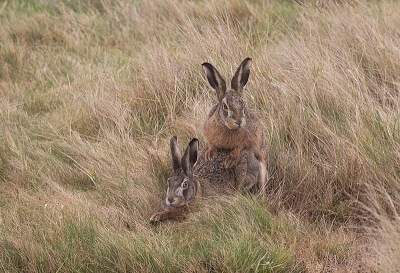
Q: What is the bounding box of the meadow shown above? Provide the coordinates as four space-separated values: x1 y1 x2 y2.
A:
0 0 399 272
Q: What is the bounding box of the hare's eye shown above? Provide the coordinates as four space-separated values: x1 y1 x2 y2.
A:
181 180 188 189
222 103 228 111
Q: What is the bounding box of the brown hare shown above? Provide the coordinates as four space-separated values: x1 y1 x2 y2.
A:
201 57 268 190
150 136 261 223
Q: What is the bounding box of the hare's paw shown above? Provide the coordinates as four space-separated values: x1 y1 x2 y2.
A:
205 148 216 161
150 212 165 224
224 153 239 169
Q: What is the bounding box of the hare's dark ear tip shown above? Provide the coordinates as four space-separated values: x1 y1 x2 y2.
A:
201 62 213 70
189 138 199 146
170 136 178 144
244 57 252 65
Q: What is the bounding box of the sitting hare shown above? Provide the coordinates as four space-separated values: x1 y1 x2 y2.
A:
202 58 267 185
150 136 262 223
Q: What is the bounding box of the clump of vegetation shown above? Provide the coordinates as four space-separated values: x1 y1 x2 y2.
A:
0 0 399 271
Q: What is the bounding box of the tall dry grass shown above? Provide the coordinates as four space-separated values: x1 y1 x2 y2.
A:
0 0 399 272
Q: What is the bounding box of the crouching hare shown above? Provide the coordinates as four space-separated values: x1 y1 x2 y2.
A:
150 136 262 223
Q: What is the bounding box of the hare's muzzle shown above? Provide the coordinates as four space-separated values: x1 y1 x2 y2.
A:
235 118 246 128
166 196 175 206
226 117 246 130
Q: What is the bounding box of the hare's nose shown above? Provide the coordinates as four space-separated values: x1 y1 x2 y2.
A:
167 197 175 204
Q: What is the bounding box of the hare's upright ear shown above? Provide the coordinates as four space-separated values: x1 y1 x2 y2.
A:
170 136 181 171
231 57 252 95
202 62 226 102
181 138 198 174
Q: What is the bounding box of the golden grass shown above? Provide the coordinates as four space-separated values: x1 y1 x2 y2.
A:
0 0 399 272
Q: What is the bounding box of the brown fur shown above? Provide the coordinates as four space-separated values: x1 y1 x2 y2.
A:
203 105 266 165
202 58 267 169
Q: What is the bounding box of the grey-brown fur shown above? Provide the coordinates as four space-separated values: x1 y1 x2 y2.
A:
195 148 260 194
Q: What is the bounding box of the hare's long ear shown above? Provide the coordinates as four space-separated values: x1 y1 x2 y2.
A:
202 62 226 102
181 138 198 174
170 136 181 171
231 57 252 96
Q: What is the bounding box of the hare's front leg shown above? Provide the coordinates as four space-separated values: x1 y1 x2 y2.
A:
150 211 168 223
150 207 186 223
205 144 217 161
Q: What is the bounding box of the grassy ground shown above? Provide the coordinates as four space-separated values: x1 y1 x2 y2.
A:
0 0 399 272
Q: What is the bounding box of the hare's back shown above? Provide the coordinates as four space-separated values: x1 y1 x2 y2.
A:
194 149 236 194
